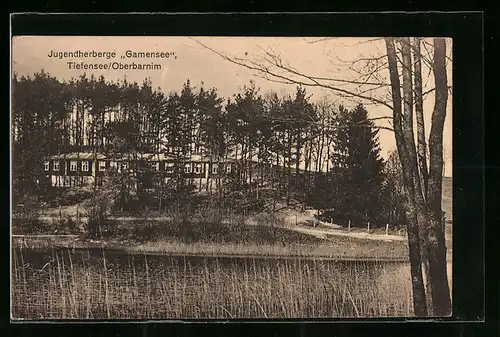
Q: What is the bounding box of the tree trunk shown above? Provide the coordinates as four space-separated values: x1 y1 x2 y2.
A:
426 37 452 316
413 37 429 198
318 118 325 172
326 133 331 173
286 132 292 205
248 142 253 191
402 37 439 316
412 37 434 314
274 141 279 209
385 37 428 316
295 131 301 177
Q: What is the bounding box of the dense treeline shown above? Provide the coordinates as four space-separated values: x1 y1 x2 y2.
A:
12 70 406 227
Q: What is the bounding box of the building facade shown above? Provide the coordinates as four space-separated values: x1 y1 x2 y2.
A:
42 152 239 190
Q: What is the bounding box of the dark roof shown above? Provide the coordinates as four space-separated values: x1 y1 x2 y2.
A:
46 152 237 163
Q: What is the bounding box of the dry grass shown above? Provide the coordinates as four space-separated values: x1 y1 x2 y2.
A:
13 204 410 260
11 248 414 320
130 240 407 260
100 211 408 259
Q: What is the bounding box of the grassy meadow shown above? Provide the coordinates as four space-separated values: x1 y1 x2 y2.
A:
12 208 410 260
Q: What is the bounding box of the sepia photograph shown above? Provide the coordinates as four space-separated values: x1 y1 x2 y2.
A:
10 35 452 320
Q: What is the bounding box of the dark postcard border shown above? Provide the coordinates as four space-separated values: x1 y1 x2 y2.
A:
7 12 485 336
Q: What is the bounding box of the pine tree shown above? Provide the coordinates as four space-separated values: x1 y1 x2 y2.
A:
196 85 225 194
344 104 386 225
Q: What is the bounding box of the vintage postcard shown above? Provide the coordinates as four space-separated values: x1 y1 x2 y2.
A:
10 35 452 320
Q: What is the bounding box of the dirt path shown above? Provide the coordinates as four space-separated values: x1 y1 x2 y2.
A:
279 209 406 242
285 225 405 242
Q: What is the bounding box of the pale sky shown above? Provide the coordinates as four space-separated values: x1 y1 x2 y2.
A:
11 36 452 176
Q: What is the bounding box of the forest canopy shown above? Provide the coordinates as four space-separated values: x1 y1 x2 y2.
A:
12 70 403 226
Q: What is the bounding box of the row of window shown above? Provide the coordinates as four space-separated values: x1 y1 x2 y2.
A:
183 163 229 174
44 160 102 172
148 162 226 174
44 160 232 174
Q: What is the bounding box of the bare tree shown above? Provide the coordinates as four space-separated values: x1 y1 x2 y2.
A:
191 36 452 316
387 37 428 316
424 37 451 316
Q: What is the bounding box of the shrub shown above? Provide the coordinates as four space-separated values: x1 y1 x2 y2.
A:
13 196 47 234
51 215 80 235
16 218 48 235
84 195 111 240
57 188 93 206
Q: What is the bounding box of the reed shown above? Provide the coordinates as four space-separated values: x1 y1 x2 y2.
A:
11 248 416 320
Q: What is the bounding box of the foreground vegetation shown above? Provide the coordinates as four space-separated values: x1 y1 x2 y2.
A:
11 208 414 320
12 247 413 319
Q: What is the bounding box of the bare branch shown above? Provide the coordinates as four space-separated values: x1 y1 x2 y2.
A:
351 54 388 66
302 37 339 44
420 86 452 99
190 37 394 110
257 47 389 87
268 116 394 132
334 37 385 47
396 38 434 69
421 39 453 64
